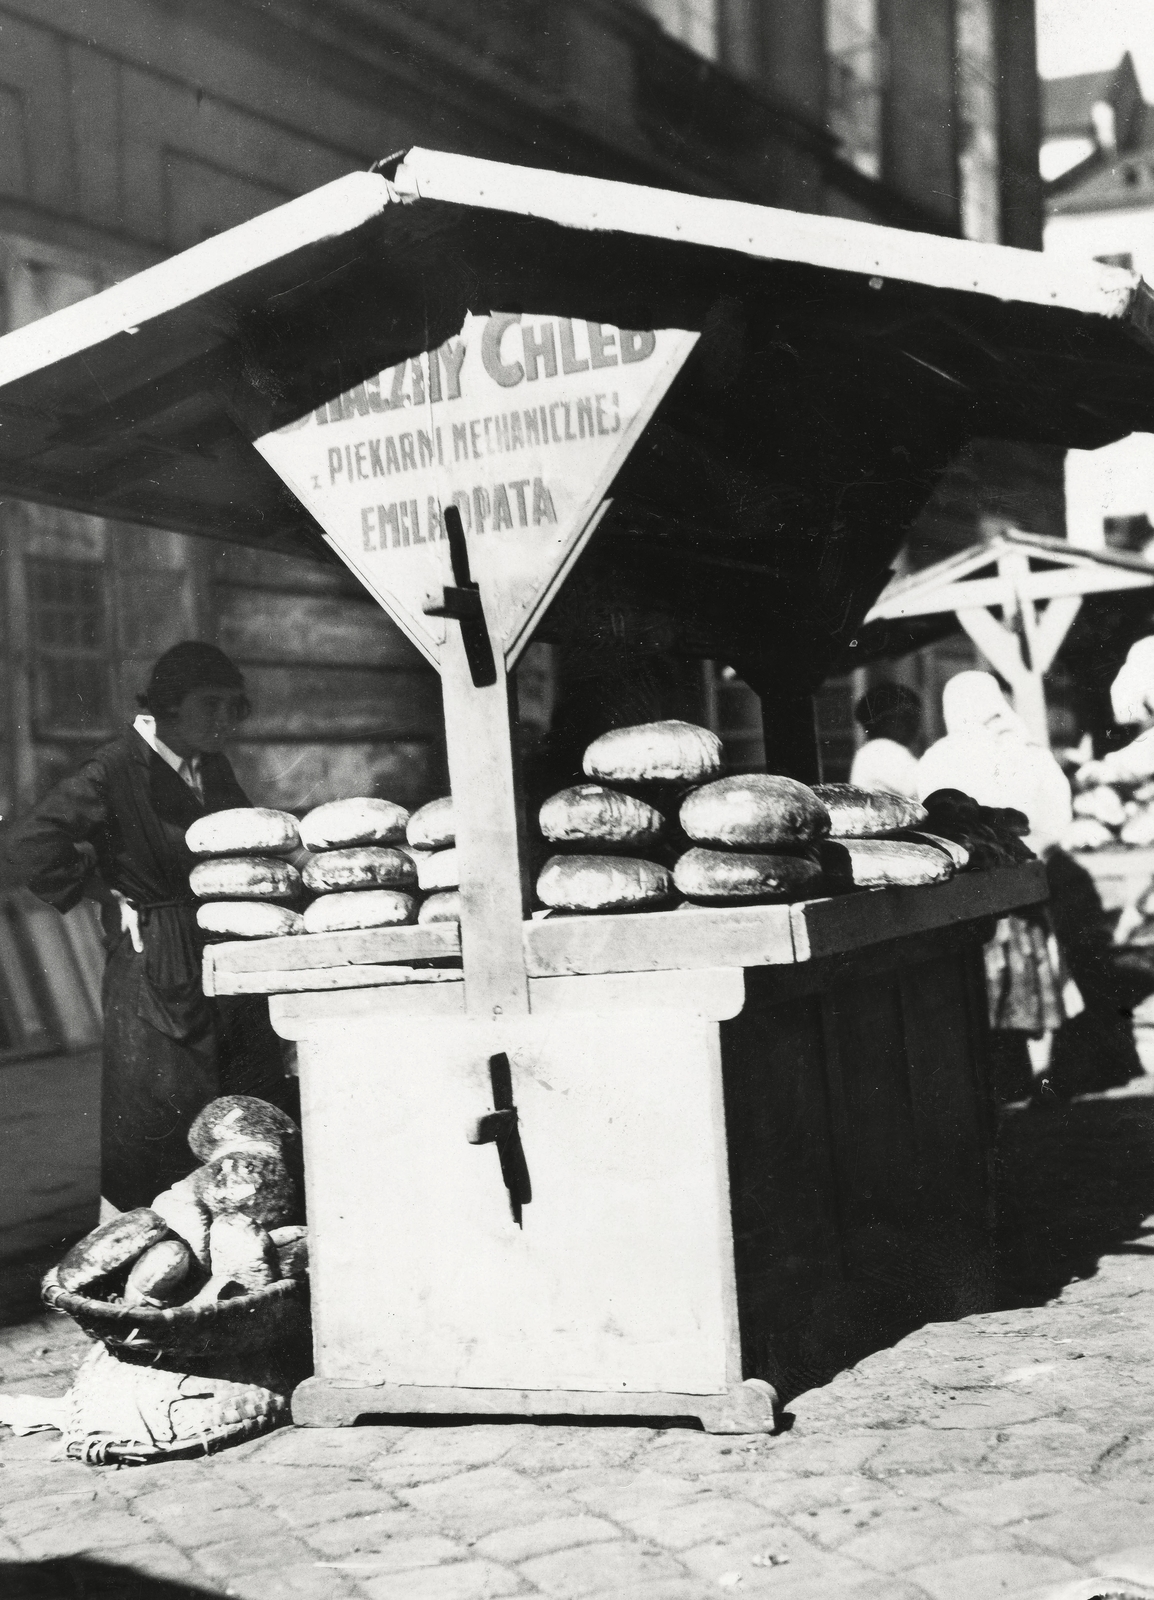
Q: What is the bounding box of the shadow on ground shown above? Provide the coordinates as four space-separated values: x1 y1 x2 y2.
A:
0 1558 215 1598
996 1085 1154 1308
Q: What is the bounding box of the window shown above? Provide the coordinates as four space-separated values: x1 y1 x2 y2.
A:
26 558 112 738
956 0 1000 242
825 0 883 178
637 0 719 61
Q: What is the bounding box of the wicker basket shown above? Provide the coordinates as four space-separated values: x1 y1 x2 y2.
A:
42 1268 310 1370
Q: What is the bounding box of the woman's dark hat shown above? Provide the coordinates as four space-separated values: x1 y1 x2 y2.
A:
139 642 247 715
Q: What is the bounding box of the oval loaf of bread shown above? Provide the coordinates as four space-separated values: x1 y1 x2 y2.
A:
674 847 822 903
812 784 926 838
681 775 830 849
583 720 722 786
536 854 672 912
416 848 458 892
197 901 304 938
186 808 300 857
418 890 460 925
191 1151 298 1229
189 857 302 903
56 1208 171 1293
124 1238 194 1308
299 796 409 851
302 890 416 933
821 838 954 889
406 796 454 850
302 846 416 894
207 1214 279 1290
539 784 665 847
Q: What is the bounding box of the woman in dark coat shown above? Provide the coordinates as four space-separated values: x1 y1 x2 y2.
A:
7 642 294 1209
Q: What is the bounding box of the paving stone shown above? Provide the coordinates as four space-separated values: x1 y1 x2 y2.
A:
836 1502 1015 1571
140 1501 287 1547
84 1540 201 1583
908 1550 1083 1600
557 1470 709 1520
723 1473 885 1517
621 1495 782 1551
306 1534 468 1574
400 1464 578 1537
14 1510 149 1559
519 1538 686 1596
190 1533 321 1578
303 1512 453 1558
219 1566 360 1600
678 1525 873 1588
862 1427 995 1476
472 1513 621 1563
359 1559 523 1600
0 1487 103 1533
940 1473 1119 1526
1021 1500 1154 1563
243 1429 391 1468
273 1484 401 1527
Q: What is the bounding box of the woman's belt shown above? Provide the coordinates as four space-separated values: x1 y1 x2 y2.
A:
131 897 195 926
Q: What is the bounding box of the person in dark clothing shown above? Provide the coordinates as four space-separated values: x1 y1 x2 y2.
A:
6 642 294 1209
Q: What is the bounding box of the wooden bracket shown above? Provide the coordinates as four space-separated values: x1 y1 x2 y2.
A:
423 504 495 687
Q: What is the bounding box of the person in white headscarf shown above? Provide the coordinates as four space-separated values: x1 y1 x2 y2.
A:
917 671 1072 855
1076 637 1154 788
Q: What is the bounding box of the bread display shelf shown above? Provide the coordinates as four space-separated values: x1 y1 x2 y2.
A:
203 862 1046 997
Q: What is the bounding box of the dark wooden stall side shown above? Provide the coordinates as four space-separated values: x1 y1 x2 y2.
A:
723 921 994 1399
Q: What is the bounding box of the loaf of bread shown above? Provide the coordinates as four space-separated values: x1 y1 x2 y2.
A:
302 846 416 894
812 784 927 838
821 838 954 889
1060 817 1114 853
188 1096 301 1164
407 796 454 850
539 784 665 848
124 1238 194 1308
536 854 672 912
416 848 458 892
674 847 822 903
196 902 305 939
418 890 460 925
190 1151 299 1229
270 1224 308 1280
299 796 409 851
186 808 300 858
207 1214 279 1290
149 1186 212 1270
189 857 302 903
892 830 971 870
680 775 830 849
583 721 723 785
57 1208 171 1293
302 889 416 933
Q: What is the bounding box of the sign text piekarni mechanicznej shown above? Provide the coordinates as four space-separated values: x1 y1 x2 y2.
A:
255 313 698 670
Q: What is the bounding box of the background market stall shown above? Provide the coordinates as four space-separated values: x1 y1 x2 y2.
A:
2 150 1154 1426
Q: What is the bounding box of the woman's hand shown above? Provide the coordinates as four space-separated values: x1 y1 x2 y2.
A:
111 891 144 954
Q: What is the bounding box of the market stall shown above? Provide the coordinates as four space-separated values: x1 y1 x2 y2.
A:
3 150 1154 1429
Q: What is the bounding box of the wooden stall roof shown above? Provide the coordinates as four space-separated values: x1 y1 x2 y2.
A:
1 148 1153 682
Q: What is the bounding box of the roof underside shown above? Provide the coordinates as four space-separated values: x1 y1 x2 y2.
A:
2 148 1153 688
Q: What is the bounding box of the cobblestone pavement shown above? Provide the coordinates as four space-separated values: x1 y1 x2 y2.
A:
4 1083 1154 1600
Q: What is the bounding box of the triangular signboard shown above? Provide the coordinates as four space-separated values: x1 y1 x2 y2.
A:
255 312 698 670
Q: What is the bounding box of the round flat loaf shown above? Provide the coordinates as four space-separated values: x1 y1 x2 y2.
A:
407 796 454 850
188 1096 301 1164
539 784 665 848
821 838 954 889
56 1208 170 1294
418 890 460 924
299 796 409 851
674 847 822 903
680 775 829 849
302 846 417 894
190 1150 299 1228
812 784 926 838
583 721 723 785
536 854 672 912
197 901 304 939
189 856 302 903
302 889 416 933
416 848 458 892
185 808 300 858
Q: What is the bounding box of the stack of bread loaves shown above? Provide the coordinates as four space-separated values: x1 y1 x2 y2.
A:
535 720 723 914
674 774 829 905
54 1096 307 1309
188 809 305 938
297 798 416 933
812 784 963 889
405 797 460 925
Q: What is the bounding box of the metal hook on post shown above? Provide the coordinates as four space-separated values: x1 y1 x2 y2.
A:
423 504 497 687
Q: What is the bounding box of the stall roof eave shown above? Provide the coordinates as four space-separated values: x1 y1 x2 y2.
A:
0 147 1152 557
